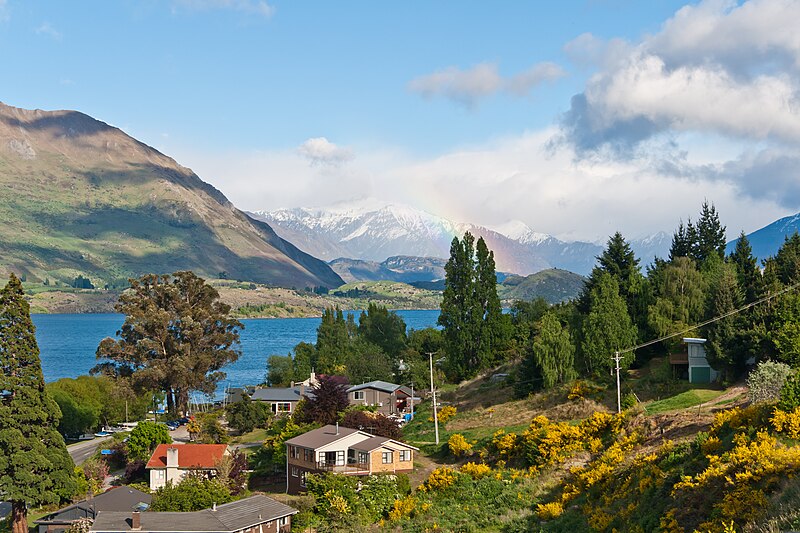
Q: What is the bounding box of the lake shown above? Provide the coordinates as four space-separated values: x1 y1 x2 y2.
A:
31 309 441 395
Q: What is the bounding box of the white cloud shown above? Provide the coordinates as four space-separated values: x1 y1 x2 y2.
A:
35 22 62 40
172 0 274 18
297 137 354 166
408 63 503 108
409 61 566 107
562 0 800 151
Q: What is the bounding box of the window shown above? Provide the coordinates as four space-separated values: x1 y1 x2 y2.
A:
399 450 411 462
304 448 313 462
353 391 365 400
300 471 308 486
278 516 289 526
382 451 393 464
291 467 298 477
156 470 165 479
274 402 291 413
359 451 369 464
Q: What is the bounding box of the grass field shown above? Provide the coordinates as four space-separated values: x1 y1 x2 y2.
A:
644 388 724 414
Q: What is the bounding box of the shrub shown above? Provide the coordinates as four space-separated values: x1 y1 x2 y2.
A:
491 429 518 460
430 405 457 424
621 392 638 410
126 421 171 461
771 407 800 439
339 409 402 439
150 476 232 511
780 373 800 411
537 502 563 520
418 467 459 492
448 433 473 457
747 361 794 404
460 462 492 479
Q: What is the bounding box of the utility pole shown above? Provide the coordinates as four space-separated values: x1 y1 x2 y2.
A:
613 351 622 414
410 382 414 421
428 352 439 445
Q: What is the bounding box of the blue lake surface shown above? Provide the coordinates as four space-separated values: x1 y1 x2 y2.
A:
32 310 441 394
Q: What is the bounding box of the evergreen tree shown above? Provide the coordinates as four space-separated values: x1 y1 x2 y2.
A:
704 264 745 378
578 232 642 318
475 237 510 368
771 232 800 285
729 231 762 303
580 273 638 377
315 307 350 374
694 200 727 263
0 274 77 533
669 220 693 261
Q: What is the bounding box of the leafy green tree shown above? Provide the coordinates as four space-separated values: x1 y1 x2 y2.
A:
769 291 800 367
150 475 232 511
0 274 77 533
292 341 318 381
397 328 444 391
94 271 243 414
226 393 273 434
581 273 638 376
265 354 295 386
358 304 407 360
48 388 97 437
126 420 172 461
647 257 707 348
343 338 394 384
532 312 577 389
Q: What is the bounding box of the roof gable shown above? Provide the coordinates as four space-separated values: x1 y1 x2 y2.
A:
347 380 402 393
146 444 228 469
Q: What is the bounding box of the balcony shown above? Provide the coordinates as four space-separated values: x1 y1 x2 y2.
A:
316 461 370 475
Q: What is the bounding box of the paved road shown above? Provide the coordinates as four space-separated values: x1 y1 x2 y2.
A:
67 436 113 465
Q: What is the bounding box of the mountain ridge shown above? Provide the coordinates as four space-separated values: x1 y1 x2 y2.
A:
0 102 343 289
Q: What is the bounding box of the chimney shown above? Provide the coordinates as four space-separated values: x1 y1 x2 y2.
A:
131 511 141 530
335 422 339 435
166 447 179 468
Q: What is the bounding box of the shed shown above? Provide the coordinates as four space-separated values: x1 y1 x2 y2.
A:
682 338 719 384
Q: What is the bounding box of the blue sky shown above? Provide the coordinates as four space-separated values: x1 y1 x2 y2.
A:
1 0 799 241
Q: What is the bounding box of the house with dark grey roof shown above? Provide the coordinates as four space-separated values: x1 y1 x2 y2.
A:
90 494 297 533
347 380 415 416
225 373 324 416
284 424 417 494
35 486 151 533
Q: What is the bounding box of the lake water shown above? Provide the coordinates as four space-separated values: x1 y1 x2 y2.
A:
31 310 441 395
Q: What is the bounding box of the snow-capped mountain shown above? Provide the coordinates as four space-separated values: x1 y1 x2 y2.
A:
250 199 608 275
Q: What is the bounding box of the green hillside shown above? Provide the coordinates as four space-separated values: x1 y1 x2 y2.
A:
498 268 585 303
0 103 342 289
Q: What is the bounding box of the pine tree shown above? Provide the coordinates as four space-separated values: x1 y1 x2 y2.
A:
669 220 693 261
704 264 744 378
729 231 762 303
315 307 350 373
694 201 727 263
0 274 77 533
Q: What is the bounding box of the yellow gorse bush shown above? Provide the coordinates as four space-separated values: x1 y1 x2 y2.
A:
536 501 563 520
430 405 457 424
460 462 492 479
448 433 473 457
771 406 800 439
418 467 459 493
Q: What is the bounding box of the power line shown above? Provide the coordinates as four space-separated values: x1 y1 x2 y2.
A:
619 278 800 356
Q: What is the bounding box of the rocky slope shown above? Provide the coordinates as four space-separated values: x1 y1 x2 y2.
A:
0 102 342 289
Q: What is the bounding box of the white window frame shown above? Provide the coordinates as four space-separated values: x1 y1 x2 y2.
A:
399 450 411 462
278 516 289 526
382 451 393 464
353 391 365 400
275 402 292 412
291 466 298 477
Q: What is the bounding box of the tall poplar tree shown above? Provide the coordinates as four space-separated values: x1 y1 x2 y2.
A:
439 232 506 381
0 274 76 533
581 273 638 376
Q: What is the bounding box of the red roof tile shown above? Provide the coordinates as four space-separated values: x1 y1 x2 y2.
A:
146 444 228 469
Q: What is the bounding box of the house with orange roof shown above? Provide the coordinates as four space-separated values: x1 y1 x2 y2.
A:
146 443 230 491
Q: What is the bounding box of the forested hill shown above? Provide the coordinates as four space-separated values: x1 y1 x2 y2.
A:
498 268 585 304
0 103 343 289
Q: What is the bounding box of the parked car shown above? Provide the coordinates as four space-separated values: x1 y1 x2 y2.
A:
94 431 112 437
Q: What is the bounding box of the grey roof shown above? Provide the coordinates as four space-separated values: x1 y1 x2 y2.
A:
37 487 151 524
90 495 297 533
284 425 362 449
349 436 391 452
251 387 304 402
347 380 403 394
